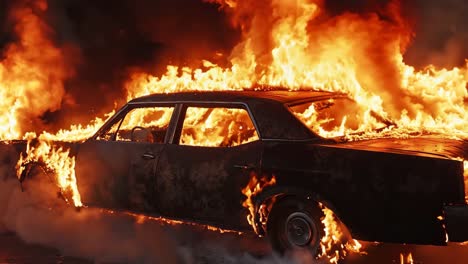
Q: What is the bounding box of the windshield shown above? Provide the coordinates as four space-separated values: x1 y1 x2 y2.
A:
289 97 389 139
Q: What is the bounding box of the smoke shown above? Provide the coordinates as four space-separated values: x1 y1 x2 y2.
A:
404 0 468 68
0 173 319 264
3 176 468 264
0 178 178 263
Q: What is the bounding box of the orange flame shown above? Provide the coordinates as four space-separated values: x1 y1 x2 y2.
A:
0 3 465 143
16 136 82 207
464 160 468 202
181 107 259 147
241 172 276 233
400 252 414 264
125 0 467 141
453 157 468 202
0 0 73 140
118 210 242 235
319 204 364 263
38 111 115 142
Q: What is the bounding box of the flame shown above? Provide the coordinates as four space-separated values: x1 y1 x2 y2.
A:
101 209 243 234
241 172 276 233
437 215 449 243
38 111 115 142
453 157 468 202
0 0 84 207
0 0 105 145
400 252 414 264
125 0 467 141
464 160 468 202
241 177 365 260
181 107 258 147
0 0 73 140
118 210 242 235
319 204 364 263
16 136 82 207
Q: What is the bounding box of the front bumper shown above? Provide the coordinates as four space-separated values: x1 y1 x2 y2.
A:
445 205 468 242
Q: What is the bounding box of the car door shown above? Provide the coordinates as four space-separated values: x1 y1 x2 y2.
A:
75 104 175 213
156 104 263 229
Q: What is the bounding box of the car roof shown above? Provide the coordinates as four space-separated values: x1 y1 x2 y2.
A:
128 90 346 105
124 89 348 141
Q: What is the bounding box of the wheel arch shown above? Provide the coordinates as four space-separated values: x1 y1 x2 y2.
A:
252 185 344 236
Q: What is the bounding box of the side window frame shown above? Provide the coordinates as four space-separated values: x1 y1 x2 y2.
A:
170 102 261 147
93 104 129 141
93 102 177 144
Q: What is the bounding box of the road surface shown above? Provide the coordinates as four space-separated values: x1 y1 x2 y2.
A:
1 229 468 264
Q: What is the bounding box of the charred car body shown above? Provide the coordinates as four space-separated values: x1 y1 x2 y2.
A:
6 90 468 253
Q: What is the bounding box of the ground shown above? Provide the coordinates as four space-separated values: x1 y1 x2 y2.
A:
0 232 89 264
1 229 468 264
2 177 468 264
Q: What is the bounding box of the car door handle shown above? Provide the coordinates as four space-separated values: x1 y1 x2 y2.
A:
142 153 156 160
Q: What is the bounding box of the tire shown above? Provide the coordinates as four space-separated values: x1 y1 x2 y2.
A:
266 197 325 256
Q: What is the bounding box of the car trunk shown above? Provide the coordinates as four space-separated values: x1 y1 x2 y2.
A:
328 136 467 160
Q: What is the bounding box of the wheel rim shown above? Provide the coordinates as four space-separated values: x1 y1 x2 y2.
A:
285 212 317 247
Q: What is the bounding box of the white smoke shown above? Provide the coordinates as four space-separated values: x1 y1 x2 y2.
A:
0 176 318 264
4 171 468 264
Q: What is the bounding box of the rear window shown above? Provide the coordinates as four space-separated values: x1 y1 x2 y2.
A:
289 98 383 138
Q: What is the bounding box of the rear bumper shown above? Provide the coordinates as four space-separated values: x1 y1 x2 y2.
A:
445 205 468 242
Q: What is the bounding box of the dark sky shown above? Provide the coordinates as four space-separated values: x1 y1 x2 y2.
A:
0 0 467 130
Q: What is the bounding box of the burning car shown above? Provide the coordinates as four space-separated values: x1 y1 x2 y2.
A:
13 90 468 255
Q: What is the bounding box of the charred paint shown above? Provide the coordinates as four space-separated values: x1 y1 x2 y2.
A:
261 140 464 245
156 141 262 229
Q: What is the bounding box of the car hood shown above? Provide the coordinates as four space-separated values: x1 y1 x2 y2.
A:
323 136 468 160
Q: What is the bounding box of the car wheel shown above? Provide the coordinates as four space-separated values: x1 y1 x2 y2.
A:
267 198 324 256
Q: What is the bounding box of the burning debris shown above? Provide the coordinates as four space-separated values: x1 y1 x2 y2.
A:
319 204 364 263
400 252 414 264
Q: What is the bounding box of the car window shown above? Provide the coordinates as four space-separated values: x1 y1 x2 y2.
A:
180 107 259 147
97 107 174 143
97 119 121 141
289 98 376 138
